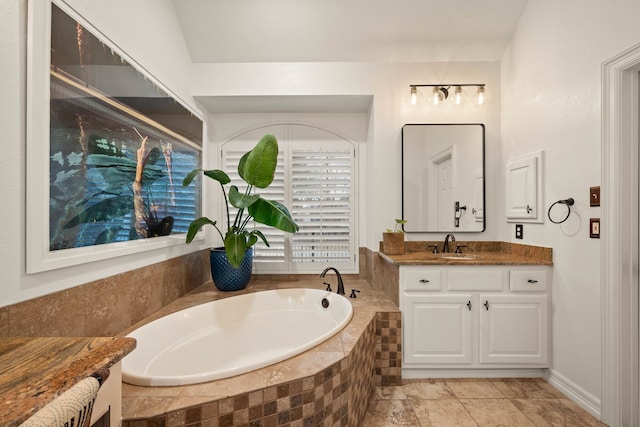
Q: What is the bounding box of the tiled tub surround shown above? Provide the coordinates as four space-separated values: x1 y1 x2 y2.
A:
0 250 209 337
120 279 401 426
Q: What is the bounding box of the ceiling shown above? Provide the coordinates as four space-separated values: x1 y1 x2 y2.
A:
172 0 529 63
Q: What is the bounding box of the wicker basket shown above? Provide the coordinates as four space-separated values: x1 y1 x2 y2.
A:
382 232 405 255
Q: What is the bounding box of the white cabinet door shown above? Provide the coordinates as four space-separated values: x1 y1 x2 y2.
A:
478 294 548 365
403 294 474 365
506 151 542 222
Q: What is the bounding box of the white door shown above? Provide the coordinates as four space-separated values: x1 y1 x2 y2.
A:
403 294 473 365
437 157 453 230
478 294 548 365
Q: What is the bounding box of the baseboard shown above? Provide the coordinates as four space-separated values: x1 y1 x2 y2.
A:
546 369 602 420
402 368 546 379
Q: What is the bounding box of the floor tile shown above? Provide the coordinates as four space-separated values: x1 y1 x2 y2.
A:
489 378 565 399
361 399 420 426
365 379 606 427
374 386 408 400
510 398 608 426
402 379 456 400
410 398 479 427
445 379 504 399
459 398 536 426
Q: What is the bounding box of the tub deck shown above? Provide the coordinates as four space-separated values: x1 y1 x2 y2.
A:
119 278 400 426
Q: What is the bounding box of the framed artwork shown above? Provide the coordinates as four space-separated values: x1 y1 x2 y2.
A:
26 0 203 273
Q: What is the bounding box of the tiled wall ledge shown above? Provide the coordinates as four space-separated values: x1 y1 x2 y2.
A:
0 247 378 338
120 279 401 427
0 250 210 337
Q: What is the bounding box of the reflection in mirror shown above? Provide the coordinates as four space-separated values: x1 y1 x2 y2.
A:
402 124 485 232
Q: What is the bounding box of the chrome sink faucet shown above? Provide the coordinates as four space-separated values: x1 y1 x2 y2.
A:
442 233 456 253
320 267 345 295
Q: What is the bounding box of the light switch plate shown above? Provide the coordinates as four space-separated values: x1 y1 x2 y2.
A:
590 186 600 207
590 218 600 238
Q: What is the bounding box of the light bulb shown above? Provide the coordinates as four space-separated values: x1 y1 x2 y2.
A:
453 86 466 105
474 86 488 106
407 86 422 106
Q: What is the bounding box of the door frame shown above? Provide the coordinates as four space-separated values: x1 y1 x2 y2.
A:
602 42 640 426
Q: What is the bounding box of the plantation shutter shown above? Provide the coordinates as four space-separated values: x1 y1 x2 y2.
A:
290 145 353 266
221 125 357 273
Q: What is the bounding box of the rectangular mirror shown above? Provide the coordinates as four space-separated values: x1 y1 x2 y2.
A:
402 124 485 232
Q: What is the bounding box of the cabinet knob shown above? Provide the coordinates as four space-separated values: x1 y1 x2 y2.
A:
419 279 430 284
466 300 472 311
526 204 533 214
484 300 490 310
527 279 538 284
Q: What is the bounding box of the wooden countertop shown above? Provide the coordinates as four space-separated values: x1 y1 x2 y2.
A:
0 336 136 426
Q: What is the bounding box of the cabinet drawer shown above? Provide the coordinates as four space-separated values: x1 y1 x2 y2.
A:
448 269 505 291
402 268 442 291
510 270 548 291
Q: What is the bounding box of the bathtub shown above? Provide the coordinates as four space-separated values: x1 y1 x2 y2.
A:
122 288 353 386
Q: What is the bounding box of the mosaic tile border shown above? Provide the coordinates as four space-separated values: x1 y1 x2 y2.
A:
375 312 402 386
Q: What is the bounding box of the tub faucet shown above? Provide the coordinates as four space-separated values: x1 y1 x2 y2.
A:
442 233 456 253
320 267 345 295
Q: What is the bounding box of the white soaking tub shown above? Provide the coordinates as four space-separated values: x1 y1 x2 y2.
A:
122 288 353 386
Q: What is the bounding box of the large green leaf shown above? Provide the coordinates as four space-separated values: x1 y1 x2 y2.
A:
249 229 269 247
246 233 259 248
183 169 230 187
238 134 278 188
248 198 299 233
228 185 259 209
204 169 231 184
185 217 217 243
224 233 247 268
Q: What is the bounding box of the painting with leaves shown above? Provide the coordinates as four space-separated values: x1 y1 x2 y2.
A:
49 3 202 251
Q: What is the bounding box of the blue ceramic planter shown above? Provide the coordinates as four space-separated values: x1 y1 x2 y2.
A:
209 247 253 291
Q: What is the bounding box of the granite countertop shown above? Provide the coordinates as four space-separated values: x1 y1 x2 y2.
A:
0 336 136 426
378 241 553 266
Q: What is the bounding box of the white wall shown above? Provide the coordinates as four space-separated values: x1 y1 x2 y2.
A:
1 4 502 305
501 0 640 416
189 61 502 249
1 1 501 306
0 0 203 306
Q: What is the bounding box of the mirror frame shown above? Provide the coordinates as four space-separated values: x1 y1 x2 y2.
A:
401 123 486 233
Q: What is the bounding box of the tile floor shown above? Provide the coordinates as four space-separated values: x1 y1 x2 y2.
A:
362 378 607 426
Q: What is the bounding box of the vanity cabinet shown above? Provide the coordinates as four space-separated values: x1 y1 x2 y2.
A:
400 265 550 375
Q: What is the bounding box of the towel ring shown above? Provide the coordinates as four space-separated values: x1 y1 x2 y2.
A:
548 198 574 224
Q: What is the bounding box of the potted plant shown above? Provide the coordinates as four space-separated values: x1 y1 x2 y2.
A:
183 134 299 291
382 219 407 255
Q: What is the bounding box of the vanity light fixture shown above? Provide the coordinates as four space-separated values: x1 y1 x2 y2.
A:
408 84 487 107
